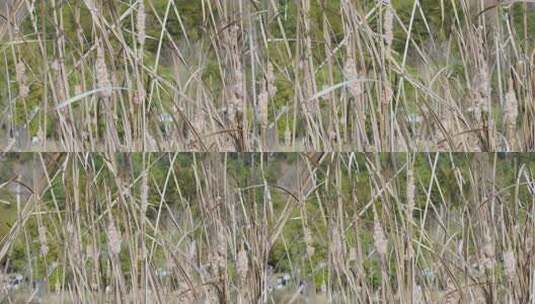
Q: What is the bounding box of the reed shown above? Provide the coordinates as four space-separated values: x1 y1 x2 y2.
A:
0 0 532 151
0 152 533 303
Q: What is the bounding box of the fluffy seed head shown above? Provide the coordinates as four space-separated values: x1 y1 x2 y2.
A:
15 61 27 84
373 210 388 257
503 250 516 280
406 167 415 218
304 226 315 257
382 83 394 106
15 61 29 98
258 81 269 128
137 1 146 46
236 245 248 282
504 77 518 146
133 88 146 105
384 7 394 50
38 225 49 256
266 62 277 96
107 220 122 256
141 171 149 214
480 233 495 270
96 42 112 98
343 57 363 98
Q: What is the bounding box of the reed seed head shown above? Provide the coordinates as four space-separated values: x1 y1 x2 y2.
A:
236 244 248 282
107 220 122 256
136 1 146 46
384 6 394 50
373 210 388 257
503 249 516 280
96 42 112 98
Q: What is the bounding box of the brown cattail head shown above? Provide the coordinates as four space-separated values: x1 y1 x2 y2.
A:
503 249 516 281
107 220 122 256
236 244 248 282
373 208 388 257
228 71 245 124
304 225 315 258
330 225 344 272
266 62 277 96
343 57 363 98
504 77 518 148
384 6 394 52
15 61 29 98
133 87 146 105
38 225 49 256
258 80 269 129
471 29 490 123
210 227 227 273
136 1 146 47
382 83 394 106
480 232 495 271
192 111 205 137
140 171 149 214
96 41 112 98
406 166 415 219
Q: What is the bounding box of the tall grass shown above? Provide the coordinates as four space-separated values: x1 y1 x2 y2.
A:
0 153 534 303
0 1 534 151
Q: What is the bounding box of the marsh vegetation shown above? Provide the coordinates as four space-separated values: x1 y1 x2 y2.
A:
1 1 534 151
0 153 534 303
